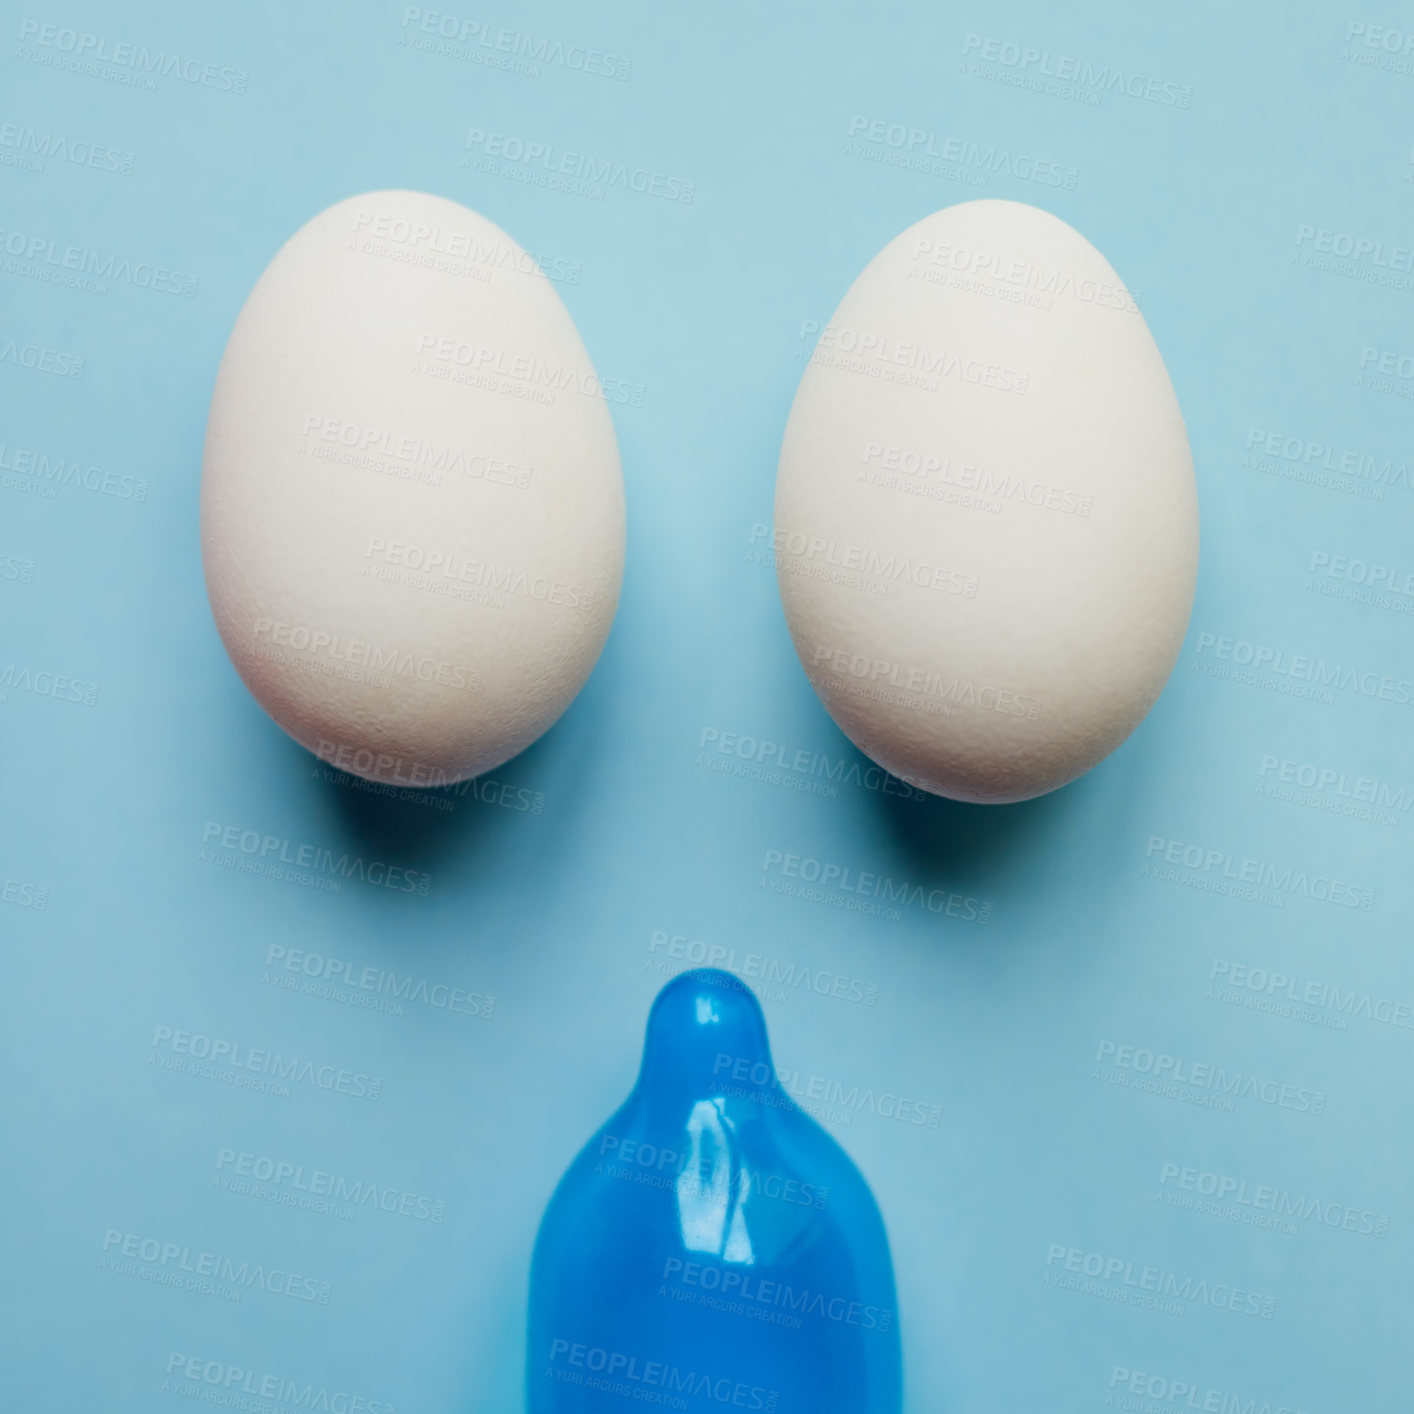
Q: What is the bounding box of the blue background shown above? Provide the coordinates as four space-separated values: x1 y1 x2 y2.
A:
3 2 1412 1409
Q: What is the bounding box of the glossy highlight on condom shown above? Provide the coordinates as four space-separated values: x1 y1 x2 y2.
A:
527 968 902 1412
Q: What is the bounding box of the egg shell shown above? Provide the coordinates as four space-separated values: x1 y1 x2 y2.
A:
200 190 625 786
774 199 1198 804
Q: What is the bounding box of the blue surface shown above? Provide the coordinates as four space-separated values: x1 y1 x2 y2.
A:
2 3 1412 1410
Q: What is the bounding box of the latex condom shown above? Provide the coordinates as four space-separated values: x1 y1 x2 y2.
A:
527 967 902 1412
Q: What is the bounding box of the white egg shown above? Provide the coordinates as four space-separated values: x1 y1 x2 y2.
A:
201 190 624 787
774 199 1198 804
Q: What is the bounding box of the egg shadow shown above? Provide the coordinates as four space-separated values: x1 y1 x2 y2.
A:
857 679 1182 927
773 660 1085 880
773 664 1175 950
872 772 1080 882
287 685 606 880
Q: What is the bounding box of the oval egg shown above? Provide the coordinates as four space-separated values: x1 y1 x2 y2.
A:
201 190 625 786
774 199 1198 804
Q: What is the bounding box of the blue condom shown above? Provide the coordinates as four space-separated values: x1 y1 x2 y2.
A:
527 968 902 1413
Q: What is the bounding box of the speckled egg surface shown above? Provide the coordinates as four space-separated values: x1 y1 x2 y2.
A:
200 190 625 787
774 199 1198 804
